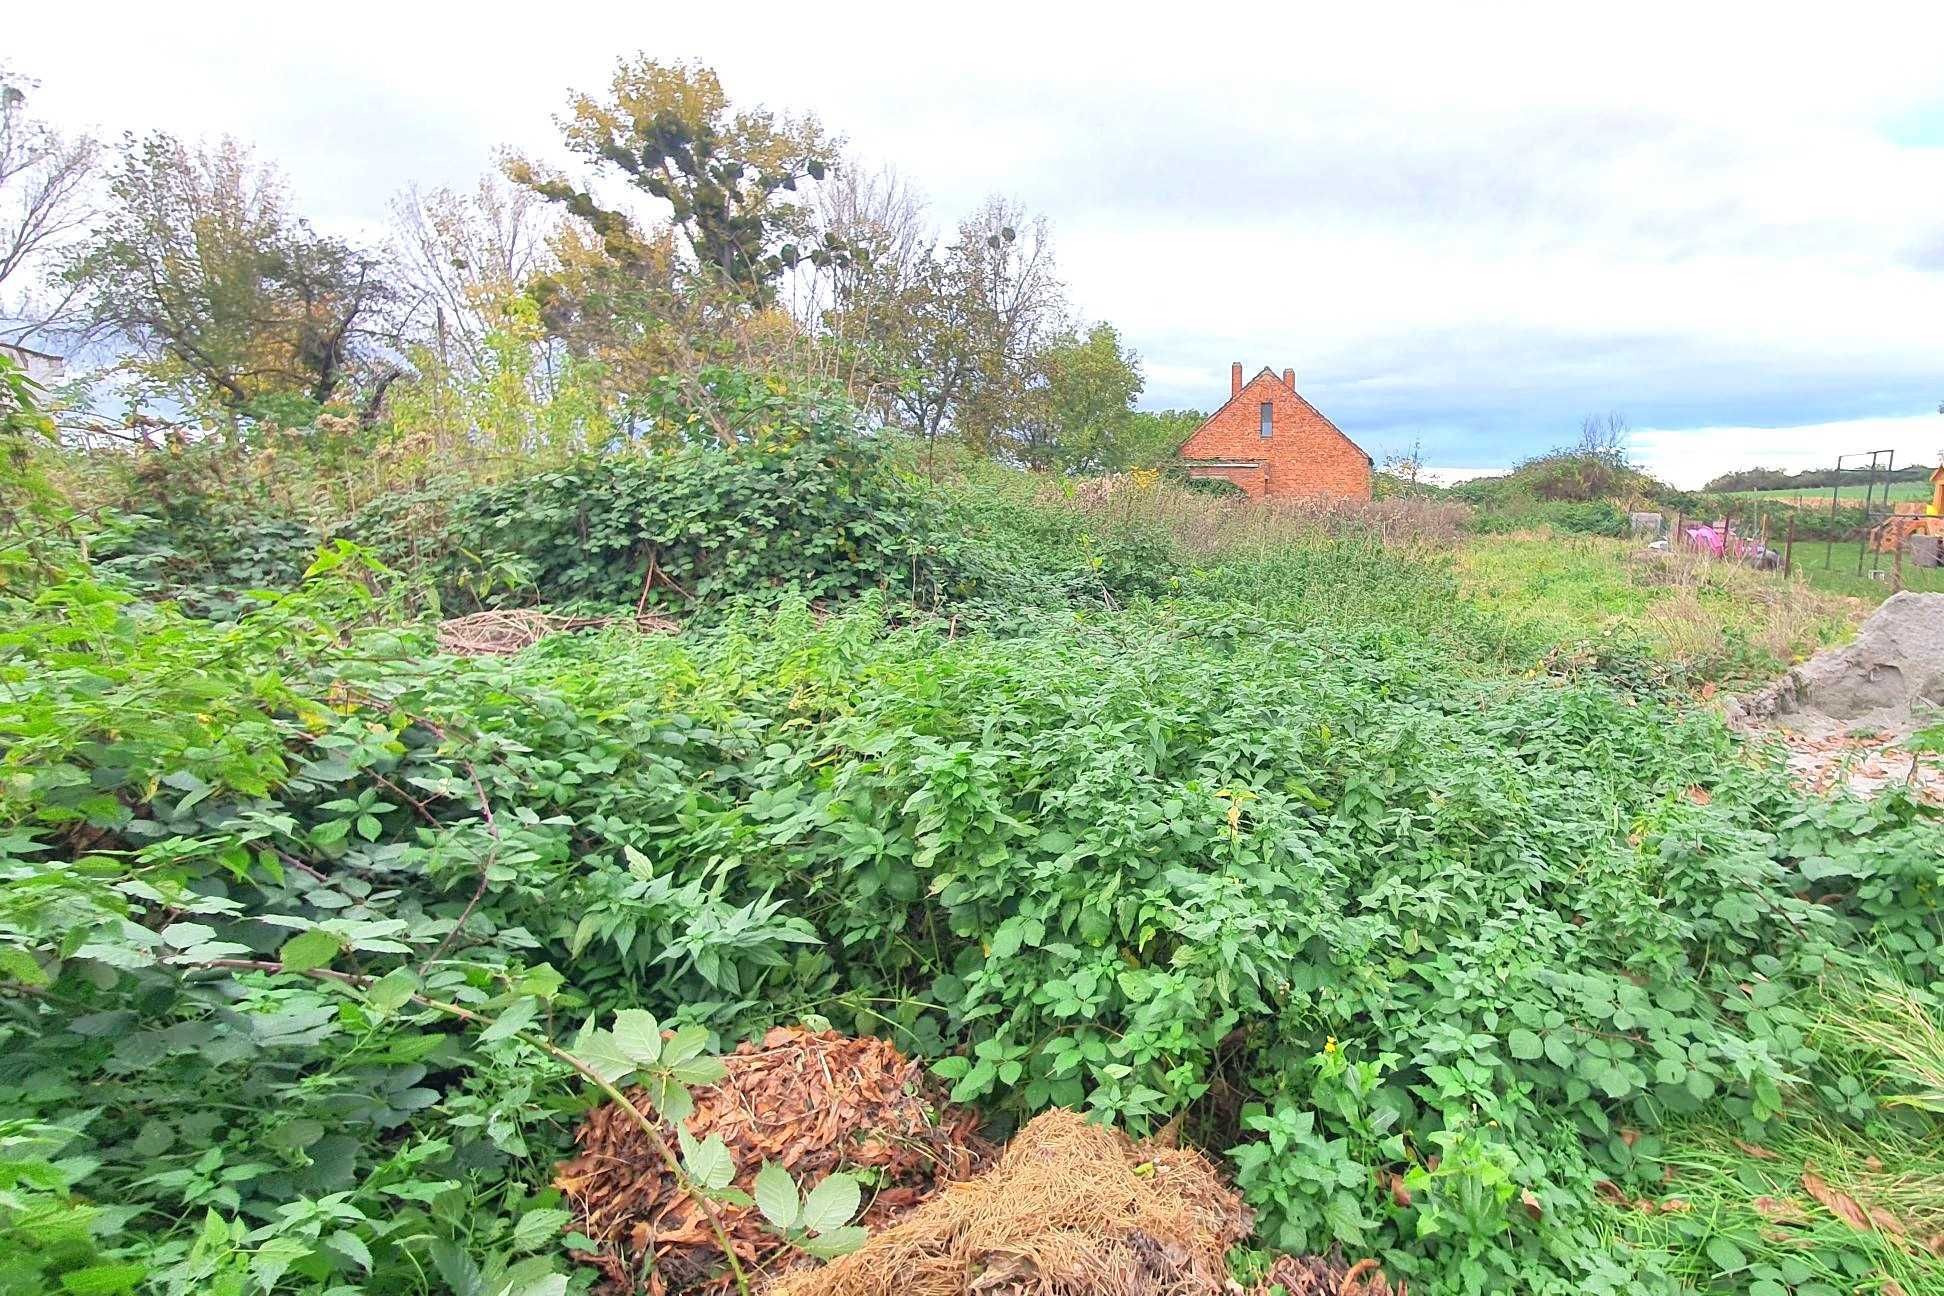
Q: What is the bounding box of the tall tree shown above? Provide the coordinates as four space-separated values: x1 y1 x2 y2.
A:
69 134 394 423
810 162 931 409
1013 321 1144 471
388 173 557 378
507 58 847 309
888 199 1066 458
0 68 97 345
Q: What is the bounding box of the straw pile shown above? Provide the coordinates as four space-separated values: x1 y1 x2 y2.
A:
435 608 679 656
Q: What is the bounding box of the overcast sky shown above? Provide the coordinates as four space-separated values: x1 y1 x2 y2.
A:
12 1 1944 485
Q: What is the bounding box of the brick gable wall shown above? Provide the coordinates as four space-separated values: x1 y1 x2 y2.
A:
1178 369 1372 500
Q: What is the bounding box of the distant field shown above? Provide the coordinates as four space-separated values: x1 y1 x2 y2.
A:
1788 536 1944 598
1725 481 1933 504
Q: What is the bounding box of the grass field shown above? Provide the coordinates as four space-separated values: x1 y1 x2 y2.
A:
1455 533 1856 683
1789 536 1944 598
1726 480 1935 505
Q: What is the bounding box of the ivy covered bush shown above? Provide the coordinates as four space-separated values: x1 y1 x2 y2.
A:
427 393 939 611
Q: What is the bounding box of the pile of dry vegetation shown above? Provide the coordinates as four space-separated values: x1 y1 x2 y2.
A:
556 1027 1406 1296
772 1108 1402 1296
555 1028 989 1294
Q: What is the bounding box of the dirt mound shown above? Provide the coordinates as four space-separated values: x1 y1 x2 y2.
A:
769 1108 1403 1296
555 1027 989 1294
1727 592 1944 738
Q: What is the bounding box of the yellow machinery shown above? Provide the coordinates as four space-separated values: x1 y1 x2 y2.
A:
1871 465 1944 554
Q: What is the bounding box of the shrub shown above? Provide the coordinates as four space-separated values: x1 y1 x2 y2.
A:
1184 475 1245 499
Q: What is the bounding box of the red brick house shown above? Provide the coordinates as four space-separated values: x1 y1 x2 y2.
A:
1177 363 1372 500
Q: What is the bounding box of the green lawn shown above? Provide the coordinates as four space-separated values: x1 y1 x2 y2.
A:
1727 480 1934 504
1787 536 1944 598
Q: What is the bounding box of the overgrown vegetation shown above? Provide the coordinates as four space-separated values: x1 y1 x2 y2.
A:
2 49 1941 1296
7 381 1942 1293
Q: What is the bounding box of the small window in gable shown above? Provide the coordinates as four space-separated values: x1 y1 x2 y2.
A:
1259 401 1273 438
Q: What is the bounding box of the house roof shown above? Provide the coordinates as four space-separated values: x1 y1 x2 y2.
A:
1176 366 1372 465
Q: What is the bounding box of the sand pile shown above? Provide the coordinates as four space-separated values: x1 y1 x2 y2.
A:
1726 592 1943 738
1725 592 1944 803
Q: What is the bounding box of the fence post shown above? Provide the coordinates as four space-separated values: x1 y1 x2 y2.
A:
1784 513 1795 577
1894 529 1905 592
1673 512 1683 551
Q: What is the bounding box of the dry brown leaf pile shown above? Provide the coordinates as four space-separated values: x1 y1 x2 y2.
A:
1252 1253 1404 1296
769 1108 1402 1296
556 1027 989 1294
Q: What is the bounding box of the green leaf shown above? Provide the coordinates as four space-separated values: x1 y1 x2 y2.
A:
754 1161 800 1230
642 1072 694 1122
250 1237 312 1292
325 1229 372 1272
1506 1029 1542 1061
610 1009 663 1066
278 928 341 973
1705 1236 1748 1272
797 1173 861 1235
159 922 217 950
513 1207 572 1251
661 1023 711 1065
504 1277 569 1296
576 1030 638 1086
265 1118 324 1152
796 1224 868 1258
58 1264 149 1295
432 1238 488 1296
479 996 539 1044
515 963 565 1000
0 944 50 986
684 1134 736 1192
669 1055 728 1087
365 967 418 1014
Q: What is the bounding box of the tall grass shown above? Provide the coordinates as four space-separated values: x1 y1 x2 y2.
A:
1044 474 1471 553
1627 978 1944 1295
1456 534 1853 684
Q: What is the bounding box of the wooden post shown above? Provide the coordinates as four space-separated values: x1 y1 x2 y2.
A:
1894 529 1905 592
1784 513 1796 577
1722 507 1735 561
1673 512 1683 551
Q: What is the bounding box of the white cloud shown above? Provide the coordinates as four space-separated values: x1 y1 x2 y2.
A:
9 0 1944 470
1631 414 1944 489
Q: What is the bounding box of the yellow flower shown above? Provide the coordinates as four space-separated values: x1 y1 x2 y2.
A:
1323 1036 1338 1054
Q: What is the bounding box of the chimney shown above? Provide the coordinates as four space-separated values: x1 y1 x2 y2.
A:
1282 368 1295 389
1230 362 1243 398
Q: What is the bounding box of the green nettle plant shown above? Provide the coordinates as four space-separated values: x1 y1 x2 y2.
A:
0 556 873 1296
